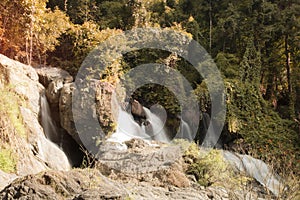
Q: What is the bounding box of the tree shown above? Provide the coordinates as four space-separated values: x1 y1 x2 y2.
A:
0 0 70 64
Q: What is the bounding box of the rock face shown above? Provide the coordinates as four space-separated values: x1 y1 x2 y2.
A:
0 140 268 200
0 54 71 189
35 66 84 167
0 169 128 200
35 66 73 124
59 80 119 145
97 139 190 188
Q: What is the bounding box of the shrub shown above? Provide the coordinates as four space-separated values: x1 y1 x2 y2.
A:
186 148 250 188
0 148 17 173
0 86 26 139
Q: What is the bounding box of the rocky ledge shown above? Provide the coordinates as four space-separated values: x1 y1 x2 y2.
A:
0 139 270 200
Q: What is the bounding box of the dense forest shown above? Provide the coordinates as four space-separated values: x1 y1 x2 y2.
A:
0 0 299 178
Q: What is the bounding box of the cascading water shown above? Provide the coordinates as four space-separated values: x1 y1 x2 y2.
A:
108 106 171 144
178 119 192 140
40 94 71 170
143 107 170 143
40 95 59 143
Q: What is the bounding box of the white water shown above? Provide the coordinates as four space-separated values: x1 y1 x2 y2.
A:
180 119 194 141
40 95 59 143
143 107 170 143
223 151 284 196
108 106 170 144
40 94 71 170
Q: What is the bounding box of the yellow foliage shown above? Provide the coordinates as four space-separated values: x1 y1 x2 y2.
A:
228 116 240 133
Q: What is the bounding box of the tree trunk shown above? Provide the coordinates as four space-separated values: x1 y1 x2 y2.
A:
285 34 292 94
285 34 295 118
209 0 212 54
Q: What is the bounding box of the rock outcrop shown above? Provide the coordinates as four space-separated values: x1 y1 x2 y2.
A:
97 139 190 188
0 54 70 190
59 80 119 145
35 66 73 124
0 139 268 200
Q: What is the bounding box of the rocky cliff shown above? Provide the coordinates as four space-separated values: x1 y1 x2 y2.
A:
0 54 71 189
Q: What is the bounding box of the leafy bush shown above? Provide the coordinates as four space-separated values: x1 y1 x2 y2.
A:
173 140 250 189
186 148 250 188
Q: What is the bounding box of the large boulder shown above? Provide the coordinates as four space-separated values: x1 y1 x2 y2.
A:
59 83 78 142
97 139 190 188
35 66 73 89
0 169 128 200
59 80 119 146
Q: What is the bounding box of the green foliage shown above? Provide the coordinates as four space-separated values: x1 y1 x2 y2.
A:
0 148 17 173
239 38 261 85
226 79 300 174
215 52 240 79
0 86 26 138
32 8 71 57
186 148 250 188
48 21 122 76
180 140 201 161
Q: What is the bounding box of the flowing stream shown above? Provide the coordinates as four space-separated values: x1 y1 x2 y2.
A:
107 104 284 196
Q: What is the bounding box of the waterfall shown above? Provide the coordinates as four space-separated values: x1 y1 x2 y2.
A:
201 113 220 147
143 107 170 143
40 94 71 170
178 119 192 140
108 106 170 144
40 94 59 143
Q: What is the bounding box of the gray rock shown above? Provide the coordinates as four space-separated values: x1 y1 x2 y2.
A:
0 54 70 179
46 78 64 104
35 66 73 88
35 66 73 126
96 139 191 188
59 83 79 143
0 54 42 115
0 170 17 191
59 80 120 145
0 169 129 200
